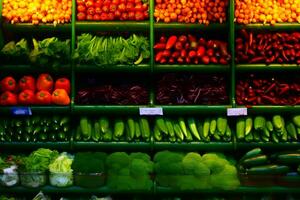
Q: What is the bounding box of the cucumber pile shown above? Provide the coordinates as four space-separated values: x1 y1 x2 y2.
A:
154 117 232 142
0 116 70 142
77 117 150 142
239 148 300 176
236 115 300 143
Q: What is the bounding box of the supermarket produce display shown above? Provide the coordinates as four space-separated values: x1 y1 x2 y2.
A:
0 0 300 197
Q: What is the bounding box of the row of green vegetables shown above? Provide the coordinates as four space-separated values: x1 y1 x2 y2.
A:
1 147 300 190
2 115 300 143
2 31 299 67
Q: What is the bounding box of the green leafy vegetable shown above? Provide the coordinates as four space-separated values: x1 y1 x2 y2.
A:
19 148 59 172
49 153 73 173
72 152 107 173
1 39 29 57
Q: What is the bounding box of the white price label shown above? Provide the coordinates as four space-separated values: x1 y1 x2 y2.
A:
139 108 163 116
227 108 247 116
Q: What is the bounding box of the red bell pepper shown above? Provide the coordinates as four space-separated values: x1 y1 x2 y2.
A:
35 90 52 105
166 36 177 50
19 76 35 92
18 90 35 105
0 76 17 92
0 91 17 105
55 78 71 95
37 74 54 92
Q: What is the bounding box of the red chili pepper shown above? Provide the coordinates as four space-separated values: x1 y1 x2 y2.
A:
197 46 205 58
168 58 175 64
240 29 249 39
181 49 187 58
175 41 183 50
253 80 260 87
171 51 180 58
198 38 206 45
218 41 229 57
177 57 184 63
155 51 164 62
261 95 277 104
279 85 290 95
257 96 262 104
206 49 214 57
265 83 276 94
219 58 228 65
166 36 177 50
185 57 191 64
249 32 253 47
249 56 265 63
188 50 197 58
162 50 171 57
153 43 166 50
178 35 187 43
247 49 255 56
282 50 289 62
210 57 218 64
247 97 257 103
236 44 243 50
160 57 167 64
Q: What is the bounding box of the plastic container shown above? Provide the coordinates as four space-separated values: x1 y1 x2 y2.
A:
49 172 73 187
0 172 19 187
74 172 105 188
20 172 47 188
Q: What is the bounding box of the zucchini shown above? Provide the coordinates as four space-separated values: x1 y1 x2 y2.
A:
276 153 300 165
247 165 290 175
242 155 269 168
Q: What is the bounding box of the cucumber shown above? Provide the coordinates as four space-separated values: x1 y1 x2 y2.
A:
247 165 290 175
276 153 300 165
242 155 269 168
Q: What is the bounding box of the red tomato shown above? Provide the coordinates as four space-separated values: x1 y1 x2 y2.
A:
77 0 85 6
109 4 117 12
102 5 109 13
107 12 115 20
126 2 134 11
77 12 86 20
143 10 149 18
120 12 128 20
94 0 102 7
115 10 122 18
120 0 126 3
95 7 102 14
85 0 94 7
87 14 94 20
100 13 108 20
77 5 86 12
142 3 148 11
112 0 120 4
128 11 135 20
118 3 126 12
93 14 101 20
127 0 134 3
134 0 141 4
134 3 143 11
135 11 144 20
87 7 95 15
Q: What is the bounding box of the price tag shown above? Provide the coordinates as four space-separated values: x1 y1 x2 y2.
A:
227 108 247 116
11 107 32 116
139 107 163 116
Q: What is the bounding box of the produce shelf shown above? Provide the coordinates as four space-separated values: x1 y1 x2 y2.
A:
160 105 231 115
238 106 300 114
153 142 234 151
73 142 152 150
154 65 230 73
75 22 149 32
0 186 153 194
236 142 300 150
154 23 227 31
236 64 300 72
0 142 70 150
0 106 71 115
72 105 148 115
235 23 300 31
156 186 300 194
75 64 151 73
0 65 71 74
2 23 71 33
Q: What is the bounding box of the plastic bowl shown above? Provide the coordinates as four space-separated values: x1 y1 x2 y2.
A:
49 172 73 187
0 172 19 187
20 172 47 188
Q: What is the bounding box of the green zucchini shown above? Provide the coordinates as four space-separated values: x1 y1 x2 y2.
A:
247 165 290 175
242 155 269 168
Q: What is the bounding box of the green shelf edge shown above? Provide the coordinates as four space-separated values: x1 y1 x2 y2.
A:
0 65 71 74
236 142 300 150
236 64 300 72
161 105 231 115
0 142 70 150
73 142 151 150
0 106 71 115
154 65 230 73
235 23 300 30
237 106 300 114
153 142 233 151
154 23 227 31
72 105 146 115
76 21 149 32
156 186 300 194
2 186 300 194
2 23 72 32
75 64 151 73
0 186 153 194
